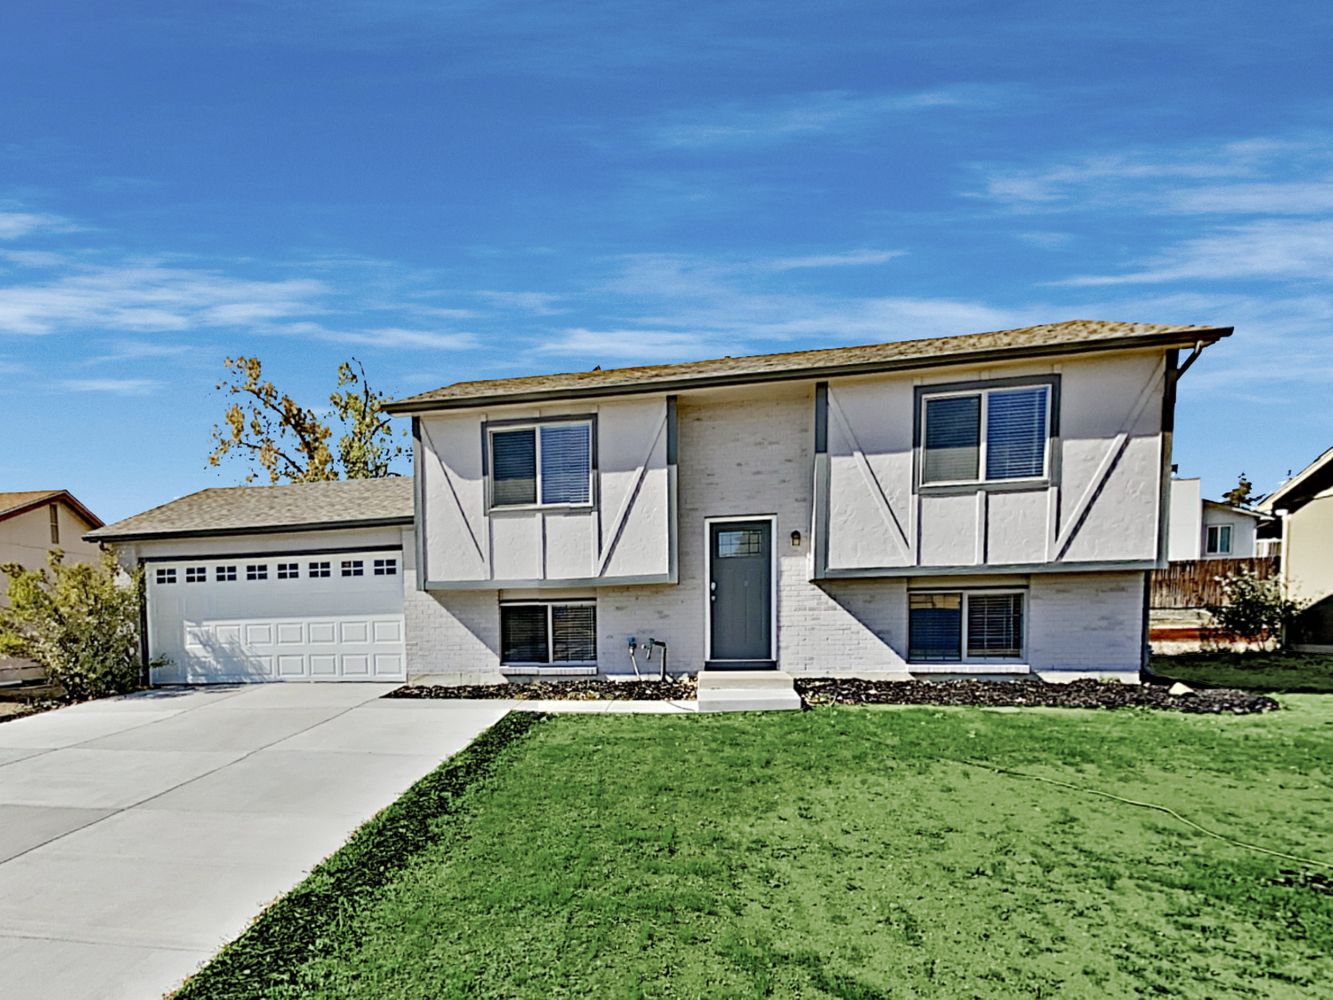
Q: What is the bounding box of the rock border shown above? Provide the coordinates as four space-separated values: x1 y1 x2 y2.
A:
796 677 1278 714
386 678 699 702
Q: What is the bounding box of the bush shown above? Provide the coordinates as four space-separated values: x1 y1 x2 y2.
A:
1204 568 1306 649
0 549 144 700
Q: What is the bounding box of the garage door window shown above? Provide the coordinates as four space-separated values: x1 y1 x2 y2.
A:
500 601 597 665
308 561 331 578
276 562 299 579
341 560 364 577
155 568 176 584
246 564 268 581
216 566 237 582
373 558 397 576
185 566 206 583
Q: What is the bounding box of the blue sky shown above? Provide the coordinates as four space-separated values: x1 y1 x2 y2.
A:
3 1 1331 521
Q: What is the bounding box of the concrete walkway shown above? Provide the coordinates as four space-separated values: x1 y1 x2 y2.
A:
0 684 508 1000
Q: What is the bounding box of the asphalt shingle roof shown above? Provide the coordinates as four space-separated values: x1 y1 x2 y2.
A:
387 319 1231 412
86 478 414 543
0 489 104 528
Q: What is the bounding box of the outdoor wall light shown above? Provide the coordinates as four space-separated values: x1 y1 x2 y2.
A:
790 530 802 547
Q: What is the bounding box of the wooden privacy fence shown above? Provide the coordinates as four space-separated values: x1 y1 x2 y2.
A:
1150 557 1280 609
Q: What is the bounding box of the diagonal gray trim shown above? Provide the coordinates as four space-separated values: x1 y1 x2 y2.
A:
413 416 426 592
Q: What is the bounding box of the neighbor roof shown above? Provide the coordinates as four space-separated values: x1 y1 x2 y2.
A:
387 319 1232 413
0 490 103 529
1202 499 1269 520
86 478 414 543
1259 445 1333 515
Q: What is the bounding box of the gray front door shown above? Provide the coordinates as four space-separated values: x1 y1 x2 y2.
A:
709 520 773 664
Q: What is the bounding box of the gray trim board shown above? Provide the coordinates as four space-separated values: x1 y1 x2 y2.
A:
386 330 1230 414
812 382 831 581
87 516 413 545
818 558 1159 580
425 572 676 591
413 416 426 592
666 396 679 584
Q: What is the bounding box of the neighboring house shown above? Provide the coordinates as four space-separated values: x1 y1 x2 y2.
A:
1165 477 1271 561
383 319 1229 686
1259 446 1333 651
86 479 414 683
90 320 1232 687
0 489 104 603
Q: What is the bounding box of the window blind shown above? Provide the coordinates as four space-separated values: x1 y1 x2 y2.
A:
551 604 597 662
908 593 962 661
500 605 548 663
966 593 1023 657
923 396 980 483
986 387 1048 481
540 424 591 505
492 429 537 506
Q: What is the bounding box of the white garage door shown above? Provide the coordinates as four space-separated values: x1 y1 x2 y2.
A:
146 550 406 683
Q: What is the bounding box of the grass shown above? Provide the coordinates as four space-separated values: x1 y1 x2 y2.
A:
177 700 1333 999
1152 651 1333 693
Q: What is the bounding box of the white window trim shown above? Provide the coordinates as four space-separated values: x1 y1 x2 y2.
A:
1205 524 1233 555
499 599 598 666
919 386 1052 488
908 588 1027 663
487 420 595 512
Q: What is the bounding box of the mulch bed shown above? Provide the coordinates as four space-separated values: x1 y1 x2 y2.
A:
386 677 699 702
796 677 1279 714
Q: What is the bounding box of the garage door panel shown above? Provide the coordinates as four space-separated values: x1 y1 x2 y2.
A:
148 548 406 684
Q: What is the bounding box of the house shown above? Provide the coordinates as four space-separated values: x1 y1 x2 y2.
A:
384 319 1229 686
1259 446 1333 651
85 479 414 682
0 489 104 603
88 320 1230 687
1165 477 1271 561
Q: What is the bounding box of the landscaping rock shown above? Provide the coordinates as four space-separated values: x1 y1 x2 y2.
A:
1168 682 1195 697
387 678 698 702
794 678 1278 714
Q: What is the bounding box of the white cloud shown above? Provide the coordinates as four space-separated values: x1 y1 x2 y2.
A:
0 212 75 240
762 250 904 271
1056 219 1333 286
474 290 565 315
58 377 161 395
536 328 725 362
650 87 1000 148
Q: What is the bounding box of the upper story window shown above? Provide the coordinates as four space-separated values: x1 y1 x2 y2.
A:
921 384 1051 487
1206 524 1233 555
490 421 592 509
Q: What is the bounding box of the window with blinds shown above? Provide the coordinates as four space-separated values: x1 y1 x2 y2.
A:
908 593 962 661
490 421 592 508
966 593 1023 657
921 384 1050 486
986 387 1048 481
909 591 1025 661
500 601 597 664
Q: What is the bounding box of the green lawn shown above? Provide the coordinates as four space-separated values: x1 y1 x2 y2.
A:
1152 651 1333 693
178 701 1333 1000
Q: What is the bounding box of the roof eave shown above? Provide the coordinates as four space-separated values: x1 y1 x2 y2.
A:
84 515 413 545
385 327 1232 415
0 490 104 529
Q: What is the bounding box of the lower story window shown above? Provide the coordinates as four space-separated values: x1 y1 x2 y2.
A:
909 591 1024 661
500 601 596 665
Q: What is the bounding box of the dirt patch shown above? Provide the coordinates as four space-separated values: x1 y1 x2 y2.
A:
796 677 1278 714
386 678 699 702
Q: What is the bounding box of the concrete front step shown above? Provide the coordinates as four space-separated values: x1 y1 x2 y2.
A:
696 670 801 712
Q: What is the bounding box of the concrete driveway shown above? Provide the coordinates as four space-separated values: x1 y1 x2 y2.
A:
0 684 508 1000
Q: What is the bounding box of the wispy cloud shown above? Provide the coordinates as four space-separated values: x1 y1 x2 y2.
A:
474 290 565 315
650 86 1003 148
1056 219 1333 286
762 249 904 271
975 136 1333 215
0 212 77 240
58 377 162 395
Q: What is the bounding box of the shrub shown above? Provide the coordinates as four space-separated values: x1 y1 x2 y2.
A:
0 549 144 700
1204 568 1306 649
